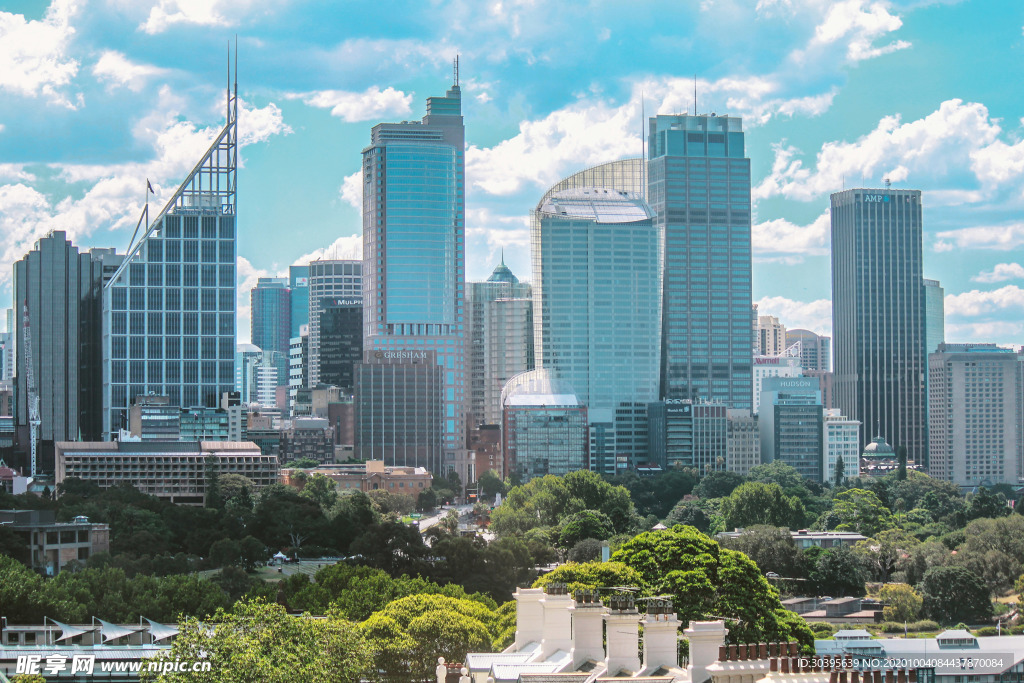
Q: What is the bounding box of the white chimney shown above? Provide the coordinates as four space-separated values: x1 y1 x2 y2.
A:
686 621 729 683
604 594 641 675
570 590 607 668
540 584 574 657
642 602 680 671
514 587 546 650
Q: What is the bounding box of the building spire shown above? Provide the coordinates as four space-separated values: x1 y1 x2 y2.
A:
454 54 459 86
500 247 504 266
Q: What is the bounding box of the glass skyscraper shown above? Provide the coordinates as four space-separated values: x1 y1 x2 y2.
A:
251 277 290 357
361 81 466 463
307 260 361 387
533 187 661 472
102 80 238 437
648 114 753 410
831 188 926 465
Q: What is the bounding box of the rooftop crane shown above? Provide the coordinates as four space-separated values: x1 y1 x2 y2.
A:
21 300 40 477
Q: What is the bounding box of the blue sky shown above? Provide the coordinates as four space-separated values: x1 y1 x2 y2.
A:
0 0 1022 346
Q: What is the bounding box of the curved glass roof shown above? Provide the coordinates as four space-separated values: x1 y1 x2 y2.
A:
538 188 652 224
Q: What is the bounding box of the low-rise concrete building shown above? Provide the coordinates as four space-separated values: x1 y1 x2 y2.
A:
55 441 278 505
0 509 110 575
281 459 431 494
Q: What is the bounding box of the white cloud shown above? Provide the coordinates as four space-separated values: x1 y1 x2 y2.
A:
238 98 291 147
933 222 1024 252
799 0 910 63
753 210 829 255
971 263 1024 284
945 321 1024 343
294 235 362 265
339 171 362 211
754 99 1002 201
92 50 169 92
286 86 412 122
944 285 1024 317
140 0 273 34
754 295 832 336
0 0 80 106
0 164 35 182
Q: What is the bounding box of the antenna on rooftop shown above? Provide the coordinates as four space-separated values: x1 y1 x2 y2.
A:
693 74 697 115
641 92 646 197
884 177 891 189
454 54 459 86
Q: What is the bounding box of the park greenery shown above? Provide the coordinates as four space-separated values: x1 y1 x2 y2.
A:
2 461 1024 679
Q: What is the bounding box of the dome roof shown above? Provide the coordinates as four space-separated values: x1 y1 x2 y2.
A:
486 252 519 284
862 434 894 455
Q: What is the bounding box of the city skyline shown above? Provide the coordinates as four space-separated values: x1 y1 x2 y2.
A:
0 2 1022 347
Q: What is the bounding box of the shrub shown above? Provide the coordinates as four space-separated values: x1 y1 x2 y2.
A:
975 626 998 636
807 621 836 637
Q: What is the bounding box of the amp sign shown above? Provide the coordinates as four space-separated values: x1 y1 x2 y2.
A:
864 194 889 203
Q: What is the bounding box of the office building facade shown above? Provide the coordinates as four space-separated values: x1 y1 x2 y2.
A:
501 369 588 481
318 298 363 392
752 354 802 414
923 279 945 356
362 81 467 462
759 376 824 481
354 349 445 473
649 114 753 410
102 83 238 438
15 233 121 469
533 187 661 472
831 188 926 464
289 265 310 338
466 260 533 427
288 326 308 413
648 399 727 472
251 277 290 357
725 409 760 475
928 344 1022 486
756 315 786 356
307 260 362 387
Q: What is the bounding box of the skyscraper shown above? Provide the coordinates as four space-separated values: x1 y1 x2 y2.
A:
289 265 310 338
831 188 926 464
923 278 944 355
307 260 361 387
533 187 661 472
928 343 1021 486
786 329 831 372
759 376 824 482
15 232 122 469
361 79 467 465
648 114 753 410
466 259 532 427
102 71 238 438
250 277 290 357
318 298 362 392
756 315 786 356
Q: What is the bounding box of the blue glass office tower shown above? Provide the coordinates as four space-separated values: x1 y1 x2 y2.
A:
648 115 753 410
102 75 238 437
289 265 310 338
361 81 466 469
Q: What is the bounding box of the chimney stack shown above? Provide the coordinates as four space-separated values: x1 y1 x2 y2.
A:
570 589 607 668
685 621 729 683
513 587 545 650
539 583 574 657
641 599 679 672
604 593 642 675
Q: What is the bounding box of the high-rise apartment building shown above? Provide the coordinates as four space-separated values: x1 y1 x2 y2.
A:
923 279 945 356
361 81 467 465
102 78 238 438
756 315 787 356
823 409 861 484
533 187 661 472
466 260 532 427
250 277 290 357
785 329 831 372
288 326 308 413
15 233 122 468
307 260 362 387
648 114 753 410
928 344 1021 486
831 188 926 464
760 376 824 482
289 265 310 338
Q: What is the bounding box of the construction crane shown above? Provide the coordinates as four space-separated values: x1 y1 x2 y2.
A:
21 300 40 477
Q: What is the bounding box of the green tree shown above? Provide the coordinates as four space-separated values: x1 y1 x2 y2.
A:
416 488 438 512
965 487 1009 521
300 473 340 511
477 470 506 499
534 561 644 593
719 526 805 579
834 455 846 487
721 482 805 530
361 594 501 681
919 566 992 625
810 546 867 597
217 473 255 503
204 454 222 510
817 488 894 536
664 502 714 534
878 583 922 622
0 524 29 564
557 509 614 548
693 470 745 500
610 469 698 519
853 528 920 582
611 525 812 647
896 446 907 481
140 599 371 683
209 538 242 568
349 521 428 576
